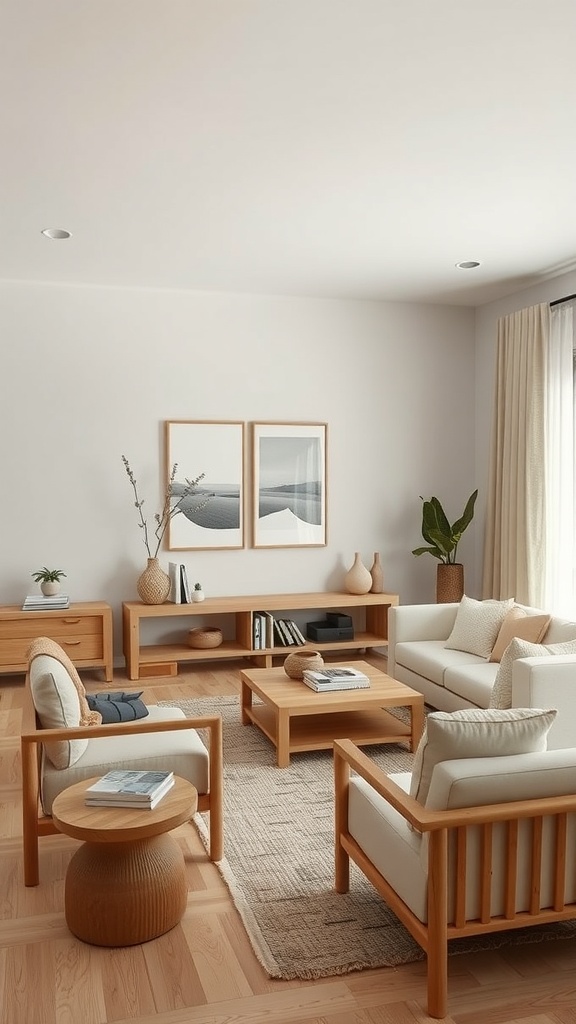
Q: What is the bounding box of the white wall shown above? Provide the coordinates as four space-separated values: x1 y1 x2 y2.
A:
474 268 576 593
1 280 475 657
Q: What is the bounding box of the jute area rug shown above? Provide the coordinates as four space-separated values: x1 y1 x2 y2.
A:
159 695 576 981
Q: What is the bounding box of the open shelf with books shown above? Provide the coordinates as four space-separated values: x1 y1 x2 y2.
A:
122 591 399 680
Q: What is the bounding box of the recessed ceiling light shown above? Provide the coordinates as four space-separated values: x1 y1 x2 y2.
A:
41 228 72 240
456 260 481 269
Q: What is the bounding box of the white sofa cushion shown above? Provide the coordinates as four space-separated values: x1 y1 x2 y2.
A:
40 705 210 814
542 617 576 644
490 637 576 709
443 662 498 708
409 707 557 806
394 640 484 688
444 596 514 658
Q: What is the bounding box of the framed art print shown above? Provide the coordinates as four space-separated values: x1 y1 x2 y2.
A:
165 420 245 550
252 422 327 548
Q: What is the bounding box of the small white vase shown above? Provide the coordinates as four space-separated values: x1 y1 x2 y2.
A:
192 590 205 603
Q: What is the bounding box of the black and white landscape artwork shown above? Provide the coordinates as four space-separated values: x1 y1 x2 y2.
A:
167 421 244 549
255 429 326 547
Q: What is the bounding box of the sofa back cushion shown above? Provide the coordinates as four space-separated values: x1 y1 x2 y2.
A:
444 596 513 658
409 707 557 806
542 617 576 644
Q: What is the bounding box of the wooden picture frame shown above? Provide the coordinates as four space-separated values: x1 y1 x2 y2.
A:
165 420 245 550
251 422 327 548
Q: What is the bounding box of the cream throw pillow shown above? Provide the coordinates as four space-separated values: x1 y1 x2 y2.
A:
489 608 551 662
444 595 514 658
30 655 90 769
409 707 557 807
490 636 576 709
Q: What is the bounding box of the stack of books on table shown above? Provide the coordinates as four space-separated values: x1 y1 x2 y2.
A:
85 770 175 809
302 666 371 692
22 594 70 611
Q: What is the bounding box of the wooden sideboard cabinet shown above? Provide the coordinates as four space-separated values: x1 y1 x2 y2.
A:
122 591 399 680
0 601 113 681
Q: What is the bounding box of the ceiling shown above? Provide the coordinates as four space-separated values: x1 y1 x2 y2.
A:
3 1 576 307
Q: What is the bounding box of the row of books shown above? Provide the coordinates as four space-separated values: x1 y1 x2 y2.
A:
85 770 174 810
302 666 370 692
168 561 192 603
22 594 70 611
253 612 306 649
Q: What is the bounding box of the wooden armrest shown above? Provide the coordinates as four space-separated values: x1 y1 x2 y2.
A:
21 714 222 744
334 738 429 830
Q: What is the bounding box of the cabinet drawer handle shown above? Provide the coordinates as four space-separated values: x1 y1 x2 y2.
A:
63 618 81 624
62 639 81 646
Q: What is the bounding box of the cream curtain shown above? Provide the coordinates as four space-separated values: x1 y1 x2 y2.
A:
543 303 575 615
482 302 550 606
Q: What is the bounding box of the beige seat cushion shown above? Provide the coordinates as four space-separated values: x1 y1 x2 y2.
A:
40 705 210 814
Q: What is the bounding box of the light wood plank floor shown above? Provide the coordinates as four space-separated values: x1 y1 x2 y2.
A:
1 656 576 1023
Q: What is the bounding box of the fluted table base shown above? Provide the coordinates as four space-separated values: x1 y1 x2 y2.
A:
65 834 187 946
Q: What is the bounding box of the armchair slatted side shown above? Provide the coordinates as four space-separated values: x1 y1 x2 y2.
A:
334 739 576 1019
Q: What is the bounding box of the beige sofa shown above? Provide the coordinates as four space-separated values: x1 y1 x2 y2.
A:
387 602 576 749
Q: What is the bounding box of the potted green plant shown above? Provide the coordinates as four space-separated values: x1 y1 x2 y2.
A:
192 582 205 603
412 490 478 602
31 567 67 596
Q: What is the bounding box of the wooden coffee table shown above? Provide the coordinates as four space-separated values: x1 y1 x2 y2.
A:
240 660 424 767
52 775 197 946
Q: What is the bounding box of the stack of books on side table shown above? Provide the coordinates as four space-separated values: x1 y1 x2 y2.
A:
85 770 175 809
302 666 370 692
22 594 70 611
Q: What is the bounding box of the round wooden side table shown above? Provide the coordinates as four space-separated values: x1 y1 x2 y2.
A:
52 775 197 947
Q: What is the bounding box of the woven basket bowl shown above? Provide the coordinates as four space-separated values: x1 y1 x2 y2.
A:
188 626 223 649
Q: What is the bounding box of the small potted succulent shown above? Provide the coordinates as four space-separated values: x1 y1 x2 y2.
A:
31 566 67 596
192 582 205 603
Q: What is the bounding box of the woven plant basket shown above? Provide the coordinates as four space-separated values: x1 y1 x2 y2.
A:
188 626 223 649
436 563 464 604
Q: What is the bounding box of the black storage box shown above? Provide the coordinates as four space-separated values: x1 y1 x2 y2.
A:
326 612 353 628
306 620 355 642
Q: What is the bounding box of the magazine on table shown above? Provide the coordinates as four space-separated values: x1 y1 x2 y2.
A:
302 666 370 692
85 769 174 807
303 667 370 684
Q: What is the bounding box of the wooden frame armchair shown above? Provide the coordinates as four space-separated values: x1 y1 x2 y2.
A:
334 738 576 1019
21 686 223 887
